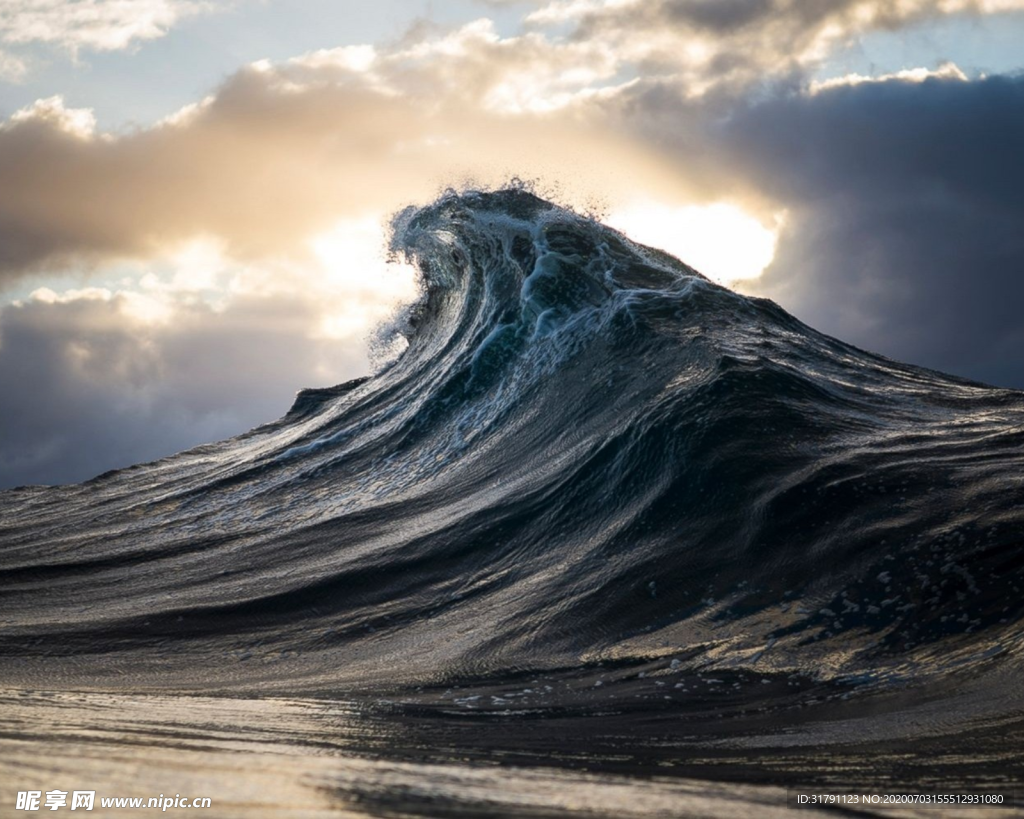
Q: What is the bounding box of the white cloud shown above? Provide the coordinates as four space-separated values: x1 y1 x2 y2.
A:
8 94 96 136
0 0 216 54
810 61 969 93
282 18 621 115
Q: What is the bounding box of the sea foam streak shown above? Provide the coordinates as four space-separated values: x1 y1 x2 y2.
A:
2 189 1024 812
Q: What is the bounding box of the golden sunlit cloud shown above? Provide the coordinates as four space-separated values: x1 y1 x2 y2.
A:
607 202 782 286
13 217 422 349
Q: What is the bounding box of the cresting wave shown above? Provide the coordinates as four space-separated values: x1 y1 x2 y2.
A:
2 189 1024 793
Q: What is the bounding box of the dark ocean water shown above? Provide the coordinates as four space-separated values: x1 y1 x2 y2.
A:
2 189 1023 816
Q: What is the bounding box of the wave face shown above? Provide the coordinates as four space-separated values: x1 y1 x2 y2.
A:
3 189 1024 788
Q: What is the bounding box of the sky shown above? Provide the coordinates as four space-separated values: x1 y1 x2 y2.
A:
1 0 1023 489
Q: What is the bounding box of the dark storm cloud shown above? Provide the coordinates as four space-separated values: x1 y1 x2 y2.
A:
725 74 1024 388
0 293 366 488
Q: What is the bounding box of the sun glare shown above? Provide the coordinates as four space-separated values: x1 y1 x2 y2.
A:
607 202 781 286
309 217 420 340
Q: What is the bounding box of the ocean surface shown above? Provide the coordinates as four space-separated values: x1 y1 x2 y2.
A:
2 189 1023 816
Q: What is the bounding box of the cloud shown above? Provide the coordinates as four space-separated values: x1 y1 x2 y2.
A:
0 283 370 488
0 17 699 488
0 23 688 282
0 0 214 52
727 72 1024 388
0 0 222 81
0 213 418 489
808 61 969 93
2 7 1020 283
528 0 1024 93
4 3 1024 489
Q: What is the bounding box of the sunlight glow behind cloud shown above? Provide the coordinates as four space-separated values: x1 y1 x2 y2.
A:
608 203 781 286
309 217 420 340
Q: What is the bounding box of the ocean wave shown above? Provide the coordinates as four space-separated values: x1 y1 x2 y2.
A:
2 189 1023 753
